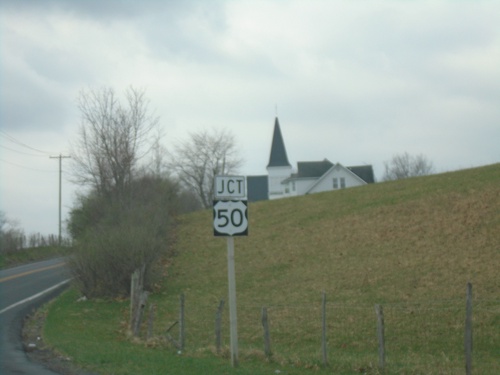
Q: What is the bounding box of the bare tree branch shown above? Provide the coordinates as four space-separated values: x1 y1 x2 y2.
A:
383 152 434 181
169 129 243 208
70 87 159 200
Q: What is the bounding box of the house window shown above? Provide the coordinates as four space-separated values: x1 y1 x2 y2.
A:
292 181 296 191
333 177 346 189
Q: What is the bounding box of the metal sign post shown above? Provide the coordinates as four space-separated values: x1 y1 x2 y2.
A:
213 176 248 367
226 235 238 367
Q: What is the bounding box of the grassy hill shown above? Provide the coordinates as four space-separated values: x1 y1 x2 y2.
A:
45 164 500 374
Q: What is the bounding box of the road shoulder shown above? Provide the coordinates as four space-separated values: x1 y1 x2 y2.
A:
22 298 97 375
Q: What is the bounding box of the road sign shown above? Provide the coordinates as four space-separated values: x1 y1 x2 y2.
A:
214 176 246 199
213 200 248 236
213 175 248 367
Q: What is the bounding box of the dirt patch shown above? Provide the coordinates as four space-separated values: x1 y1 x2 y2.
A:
22 307 97 375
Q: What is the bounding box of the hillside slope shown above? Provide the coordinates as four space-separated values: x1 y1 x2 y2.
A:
173 163 499 304
42 164 499 375
165 163 499 372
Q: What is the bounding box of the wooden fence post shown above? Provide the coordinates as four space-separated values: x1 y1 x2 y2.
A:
465 282 473 375
321 291 328 367
130 264 146 336
215 300 225 354
130 270 139 329
132 290 149 336
130 268 140 332
179 293 185 351
375 304 386 370
261 306 272 359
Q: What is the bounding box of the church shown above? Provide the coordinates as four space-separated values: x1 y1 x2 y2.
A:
247 117 375 202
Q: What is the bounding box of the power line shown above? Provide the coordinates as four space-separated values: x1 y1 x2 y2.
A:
0 130 54 155
0 158 57 173
0 143 50 157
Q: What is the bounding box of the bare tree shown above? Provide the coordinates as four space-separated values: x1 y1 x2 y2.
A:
0 211 25 253
383 152 434 181
169 129 243 208
71 86 159 200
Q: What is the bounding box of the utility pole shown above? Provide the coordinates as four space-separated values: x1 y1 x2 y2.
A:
50 154 71 246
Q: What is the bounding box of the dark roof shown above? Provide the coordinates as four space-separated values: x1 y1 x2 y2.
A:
347 165 375 183
247 175 269 202
291 161 375 184
267 117 291 168
295 159 334 178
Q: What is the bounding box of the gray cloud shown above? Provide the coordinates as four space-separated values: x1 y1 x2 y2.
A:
0 0 196 19
0 61 73 132
1 0 499 235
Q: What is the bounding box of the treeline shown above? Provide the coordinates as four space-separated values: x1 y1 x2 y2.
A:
0 226 68 254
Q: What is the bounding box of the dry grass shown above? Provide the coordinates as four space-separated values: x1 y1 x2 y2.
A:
151 164 500 373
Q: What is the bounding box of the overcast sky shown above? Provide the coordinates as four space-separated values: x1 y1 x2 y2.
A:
1 0 499 237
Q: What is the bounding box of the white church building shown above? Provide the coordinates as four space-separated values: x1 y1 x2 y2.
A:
247 117 375 202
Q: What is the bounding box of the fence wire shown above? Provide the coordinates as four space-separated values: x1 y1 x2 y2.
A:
158 297 499 373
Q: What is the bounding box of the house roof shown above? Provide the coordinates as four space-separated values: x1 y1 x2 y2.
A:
347 165 375 183
267 117 291 168
305 163 370 194
284 159 375 185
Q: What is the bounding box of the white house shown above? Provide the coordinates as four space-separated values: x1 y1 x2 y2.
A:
247 117 375 202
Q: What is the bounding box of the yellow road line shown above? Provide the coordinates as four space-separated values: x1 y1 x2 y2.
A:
0 262 65 283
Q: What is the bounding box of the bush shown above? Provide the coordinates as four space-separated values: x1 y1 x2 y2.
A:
68 175 180 298
69 221 167 298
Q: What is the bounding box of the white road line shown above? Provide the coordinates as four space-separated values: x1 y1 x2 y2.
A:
0 278 72 315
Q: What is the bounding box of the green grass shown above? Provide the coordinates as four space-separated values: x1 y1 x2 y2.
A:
0 246 70 269
44 164 500 374
45 288 307 375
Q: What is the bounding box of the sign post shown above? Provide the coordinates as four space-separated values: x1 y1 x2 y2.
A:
213 175 248 367
226 235 238 367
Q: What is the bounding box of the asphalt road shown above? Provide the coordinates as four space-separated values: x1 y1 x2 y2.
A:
0 258 71 375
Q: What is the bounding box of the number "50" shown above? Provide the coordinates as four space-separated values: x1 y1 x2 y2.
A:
213 200 248 236
217 208 244 228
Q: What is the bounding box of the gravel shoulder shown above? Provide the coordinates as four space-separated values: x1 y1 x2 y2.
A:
22 305 97 375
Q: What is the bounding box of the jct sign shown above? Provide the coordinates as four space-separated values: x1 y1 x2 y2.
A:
213 175 248 237
214 176 246 199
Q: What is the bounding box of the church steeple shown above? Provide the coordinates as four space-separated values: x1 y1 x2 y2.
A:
267 117 291 168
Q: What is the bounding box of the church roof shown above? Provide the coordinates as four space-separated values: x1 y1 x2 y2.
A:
295 159 334 178
267 117 291 168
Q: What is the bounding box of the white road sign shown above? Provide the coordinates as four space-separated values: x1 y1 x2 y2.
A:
213 200 248 236
213 176 248 366
214 176 246 199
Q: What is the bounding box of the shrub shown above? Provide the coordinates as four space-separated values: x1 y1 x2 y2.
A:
68 175 179 298
69 220 167 298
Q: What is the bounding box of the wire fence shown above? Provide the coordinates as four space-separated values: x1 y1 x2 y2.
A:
155 293 500 374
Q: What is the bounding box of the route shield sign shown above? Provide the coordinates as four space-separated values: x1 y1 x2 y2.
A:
213 200 248 236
